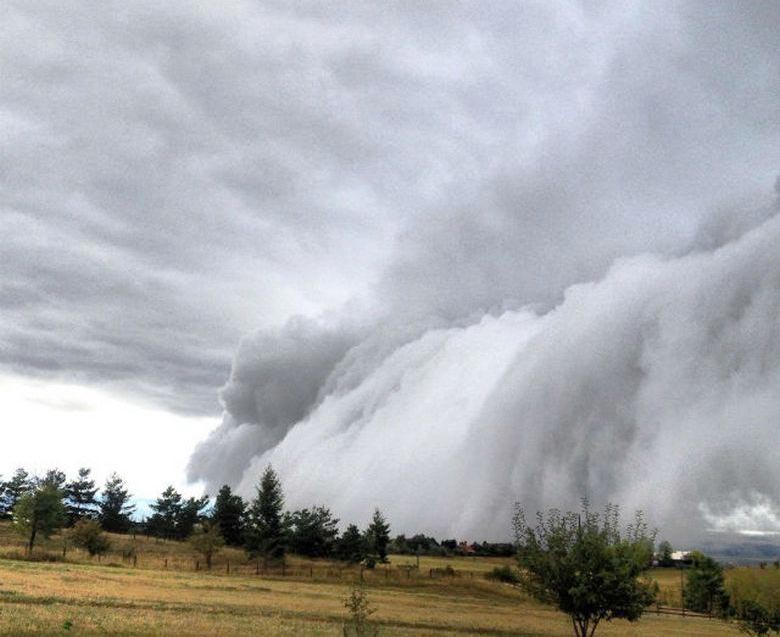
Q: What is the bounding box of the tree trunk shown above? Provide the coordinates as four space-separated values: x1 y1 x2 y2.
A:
572 617 589 637
28 526 37 554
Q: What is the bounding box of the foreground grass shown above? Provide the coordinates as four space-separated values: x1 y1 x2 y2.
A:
0 557 741 636
0 523 753 635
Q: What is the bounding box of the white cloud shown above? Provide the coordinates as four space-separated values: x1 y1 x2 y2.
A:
0 373 216 501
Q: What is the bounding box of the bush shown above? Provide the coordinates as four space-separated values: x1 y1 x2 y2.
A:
70 520 111 556
487 565 520 584
343 584 378 637
736 599 780 636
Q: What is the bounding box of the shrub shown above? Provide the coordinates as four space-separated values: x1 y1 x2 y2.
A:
343 584 378 637
487 565 520 584
70 520 111 557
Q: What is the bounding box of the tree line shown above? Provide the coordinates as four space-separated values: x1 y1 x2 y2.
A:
4 467 779 636
0 465 394 567
2 465 511 563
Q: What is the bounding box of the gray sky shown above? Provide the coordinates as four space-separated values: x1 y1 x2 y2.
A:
2 1 780 537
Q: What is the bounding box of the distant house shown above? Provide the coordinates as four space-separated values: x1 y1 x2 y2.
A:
458 541 476 555
670 550 693 565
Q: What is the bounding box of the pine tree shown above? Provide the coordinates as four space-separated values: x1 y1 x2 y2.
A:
366 508 391 563
147 486 183 539
336 524 366 564
65 467 99 525
176 495 210 540
99 473 135 533
286 506 339 557
246 465 286 564
213 485 246 547
2 468 33 518
40 468 67 491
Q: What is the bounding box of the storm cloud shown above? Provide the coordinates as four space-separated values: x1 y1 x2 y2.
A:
3 2 780 540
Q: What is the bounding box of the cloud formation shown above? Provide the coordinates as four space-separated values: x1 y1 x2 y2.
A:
3 2 780 539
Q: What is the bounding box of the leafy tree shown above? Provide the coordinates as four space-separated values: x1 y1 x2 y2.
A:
189 522 224 569
684 551 730 616
2 468 33 518
69 519 111 556
286 506 340 557
212 485 245 547
13 484 67 553
513 502 657 637
657 540 674 567
65 468 99 525
366 509 391 563
99 473 135 533
336 524 366 564
245 465 286 564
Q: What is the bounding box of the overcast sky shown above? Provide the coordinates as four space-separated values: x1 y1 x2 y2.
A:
2 1 780 533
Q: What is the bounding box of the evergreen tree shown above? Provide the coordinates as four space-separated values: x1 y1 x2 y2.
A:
65 467 99 525
213 485 246 547
147 486 183 539
657 540 674 567
336 524 366 564
286 506 339 558
175 495 210 540
13 484 66 553
684 551 730 616
99 473 135 533
40 468 67 491
2 468 33 518
0 477 5 518
366 508 391 563
246 465 286 564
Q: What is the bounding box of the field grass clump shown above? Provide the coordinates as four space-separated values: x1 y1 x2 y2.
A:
486 565 521 585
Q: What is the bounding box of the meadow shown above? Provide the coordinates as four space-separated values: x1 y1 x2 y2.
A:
0 522 768 636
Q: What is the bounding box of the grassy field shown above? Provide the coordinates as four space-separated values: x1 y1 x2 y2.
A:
0 522 754 636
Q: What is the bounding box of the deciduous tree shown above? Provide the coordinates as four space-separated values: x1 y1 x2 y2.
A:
513 502 656 637
70 519 111 556
189 522 224 569
13 484 66 553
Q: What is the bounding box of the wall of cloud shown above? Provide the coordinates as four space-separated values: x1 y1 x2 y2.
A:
186 1 780 543
190 191 780 542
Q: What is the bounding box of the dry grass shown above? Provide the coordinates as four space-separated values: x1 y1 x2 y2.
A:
0 523 747 636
